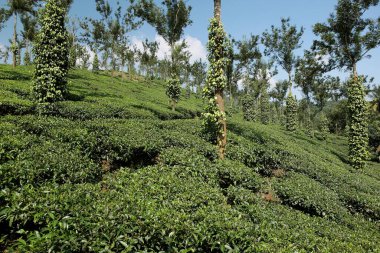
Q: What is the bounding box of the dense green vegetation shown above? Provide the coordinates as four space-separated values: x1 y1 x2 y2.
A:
1 65 379 252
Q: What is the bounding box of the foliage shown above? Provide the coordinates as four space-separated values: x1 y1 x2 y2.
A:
347 76 369 169
313 0 380 71
32 0 69 103
165 77 181 111
1 54 380 252
139 39 158 78
285 94 297 131
129 0 192 48
262 18 304 80
190 59 207 97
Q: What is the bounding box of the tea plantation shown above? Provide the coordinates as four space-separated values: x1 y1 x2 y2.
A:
1 64 379 252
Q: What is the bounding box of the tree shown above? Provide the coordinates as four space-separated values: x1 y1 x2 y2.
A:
67 18 81 69
130 0 192 63
313 0 380 169
130 0 192 109
0 8 7 32
32 0 69 104
202 0 227 159
166 78 181 111
20 13 37 65
225 35 235 106
312 76 341 111
262 18 304 131
81 0 139 73
190 59 207 98
235 34 261 94
295 49 329 103
270 80 289 122
139 39 158 78
171 41 191 82
1 0 35 68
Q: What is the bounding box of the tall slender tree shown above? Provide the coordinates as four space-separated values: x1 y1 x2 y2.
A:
130 0 192 110
313 0 380 169
20 13 37 65
262 18 304 131
191 59 207 98
1 0 35 68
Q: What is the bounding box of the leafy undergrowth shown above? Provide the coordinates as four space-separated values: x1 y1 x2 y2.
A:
1 65 380 252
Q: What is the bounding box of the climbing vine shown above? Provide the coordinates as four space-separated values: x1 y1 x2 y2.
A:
347 76 369 169
260 88 270 125
242 94 257 122
319 112 329 140
92 54 100 74
285 93 297 131
32 0 69 104
202 18 227 143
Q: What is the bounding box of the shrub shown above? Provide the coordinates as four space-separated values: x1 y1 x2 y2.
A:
0 141 101 190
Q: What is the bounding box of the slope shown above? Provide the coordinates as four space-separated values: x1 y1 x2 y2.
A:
0 64 379 252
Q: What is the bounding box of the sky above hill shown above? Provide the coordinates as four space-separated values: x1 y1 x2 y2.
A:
0 0 379 95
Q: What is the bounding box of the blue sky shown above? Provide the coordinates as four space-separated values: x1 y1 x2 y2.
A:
0 0 379 93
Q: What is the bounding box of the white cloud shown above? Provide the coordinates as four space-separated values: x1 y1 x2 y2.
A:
237 79 244 90
131 36 144 52
315 53 330 65
155 34 171 60
131 34 207 64
76 45 95 69
184 35 207 63
269 76 277 89
0 43 5 62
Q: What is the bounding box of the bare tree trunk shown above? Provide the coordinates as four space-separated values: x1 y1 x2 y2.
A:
353 63 358 80
214 0 221 21
214 0 226 160
171 99 176 111
288 72 292 94
13 13 17 68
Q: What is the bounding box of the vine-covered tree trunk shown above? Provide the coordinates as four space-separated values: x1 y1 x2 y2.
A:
214 0 227 159
32 0 69 104
285 92 297 131
285 74 297 131
348 64 369 169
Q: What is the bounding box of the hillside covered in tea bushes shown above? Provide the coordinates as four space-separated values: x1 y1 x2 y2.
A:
1 65 380 252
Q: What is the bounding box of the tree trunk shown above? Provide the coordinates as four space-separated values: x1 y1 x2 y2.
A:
171 99 176 111
13 13 17 68
288 72 292 94
353 64 358 80
214 0 221 21
214 0 226 160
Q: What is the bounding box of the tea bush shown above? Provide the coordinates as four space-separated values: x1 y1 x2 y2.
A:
1 65 379 252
